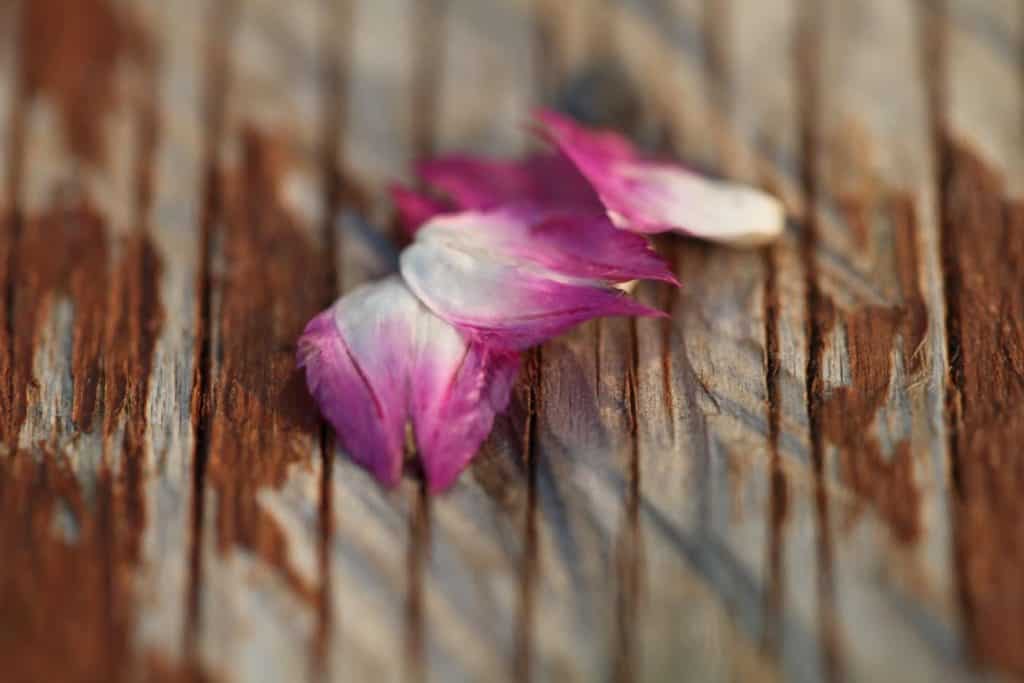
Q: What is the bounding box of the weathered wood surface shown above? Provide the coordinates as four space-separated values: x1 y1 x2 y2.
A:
1 0 1023 681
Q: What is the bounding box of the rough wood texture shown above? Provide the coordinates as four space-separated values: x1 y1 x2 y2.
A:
2 0 1023 681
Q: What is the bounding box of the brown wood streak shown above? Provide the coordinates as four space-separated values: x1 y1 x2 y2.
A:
0 0 171 681
761 242 788 657
511 350 540 683
796 0 843 678
811 193 928 546
612 322 642 683
4 0 148 446
203 128 322 603
941 139 1024 677
314 1 352 674
186 0 236 657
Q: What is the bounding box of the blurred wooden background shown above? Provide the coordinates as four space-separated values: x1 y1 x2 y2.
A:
0 0 1022 681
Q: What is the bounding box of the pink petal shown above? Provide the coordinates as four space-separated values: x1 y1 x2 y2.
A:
418 153 602 212
298 276 519 491
536 109 785 245
390 184 452 236
421 204 678 285
401 207 669 351
412 344 520 492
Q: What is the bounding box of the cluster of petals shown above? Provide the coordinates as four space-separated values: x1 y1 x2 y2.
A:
299 111 783 491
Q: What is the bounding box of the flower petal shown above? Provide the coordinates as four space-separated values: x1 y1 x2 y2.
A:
297 280 411 486
401 207 668 351
418 153 601 212
390 184 451 236
298 276 518 490
411 339 520 492
419 204 678 285
536 109 785 245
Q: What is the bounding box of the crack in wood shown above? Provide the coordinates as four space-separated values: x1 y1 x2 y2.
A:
312 2 352 676
185 0 237 662
798 0 844 679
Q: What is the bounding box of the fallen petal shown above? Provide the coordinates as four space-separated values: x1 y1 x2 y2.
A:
401 206 670 351
419 153 601 214
536 109 785 245
298 276 519 491
390 184 451 236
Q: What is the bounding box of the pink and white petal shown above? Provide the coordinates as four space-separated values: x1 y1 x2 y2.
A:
409 327 520 492
300 276 519 490
534 109 639 161
400 236 665 351
536 109 785 245
298 280 415 486
599 161 785 245
420 206 678 285
418 153 601 211
390 184 452 235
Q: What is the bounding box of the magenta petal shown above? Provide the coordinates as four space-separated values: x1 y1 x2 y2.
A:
421 204 678 285
298 276 518 490
536 109 784 245
413 347 520 492
401 208 668 351
418 153 602 212
297 298 408 486
390 184 452 235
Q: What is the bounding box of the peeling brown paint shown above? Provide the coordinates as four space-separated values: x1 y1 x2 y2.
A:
0 449 143 683
17 0 150 166
202 128 322 604
889 194 929 375
813 193 928 546
941 140 1024 676
816 298 922 545
7 195 110 444
0 146 167 683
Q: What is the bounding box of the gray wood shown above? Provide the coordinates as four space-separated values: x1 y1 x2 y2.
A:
4 0 1024 680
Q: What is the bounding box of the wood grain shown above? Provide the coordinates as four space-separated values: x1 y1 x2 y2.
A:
191 1 325 680
2 0 1023 681
324 2 414 680
942 0 1024 676
808 1 966 679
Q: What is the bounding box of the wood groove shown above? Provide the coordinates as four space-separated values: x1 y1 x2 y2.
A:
404 480 430 683
313 1 351 674
612 320 642 683
761 243 786 658
514 349 542 683
797 0 843 679
185 0 237 659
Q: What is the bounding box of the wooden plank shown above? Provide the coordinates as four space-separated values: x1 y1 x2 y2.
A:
942 0 1024 677
122 0 203 674
422 1 537 681
614 1 801 680
193 0 326 680
0 0 202 679
2 1 146 680
491 2 640 680
324 1 413 680
727 2 824 680
807 1 971 680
